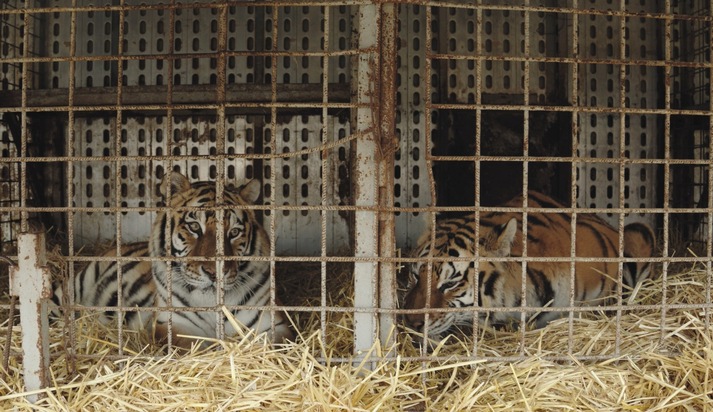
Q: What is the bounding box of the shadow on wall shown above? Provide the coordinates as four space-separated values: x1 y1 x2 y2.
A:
432 107 573 210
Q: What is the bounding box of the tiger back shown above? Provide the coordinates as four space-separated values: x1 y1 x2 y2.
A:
403 191 656 337
51 242 154 329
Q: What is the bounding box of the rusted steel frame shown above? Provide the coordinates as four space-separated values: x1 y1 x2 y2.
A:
0 49 368 64
382 1 710 22
5 1 710 22
377 2 398 348
567 0 580 356
0 1 373 16
707 0 713 331
427 52 710 69
429 103 713 115
212 2 229 341
319 5 331 347
519 0 532 356
1 149 705 166
163 0 178 350
62 0 79 376
267 4 280 344
4 203 712 215
59 253 690 265
42 300 713 316
113 0 128 357
9 100 712 116
659 0 674 346
5 204 713 216
0 84 352 108
421 3 435 356
612 0 627 357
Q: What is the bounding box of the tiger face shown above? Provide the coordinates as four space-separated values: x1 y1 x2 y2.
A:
403 218 520 336
150 172 268 293
150 172 293 346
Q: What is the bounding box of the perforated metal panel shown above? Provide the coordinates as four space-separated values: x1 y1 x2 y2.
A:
1 1 36 251
574 1 659 227
395 5 429 250
43 4 353 255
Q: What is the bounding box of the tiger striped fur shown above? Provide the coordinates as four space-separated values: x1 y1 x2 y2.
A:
54 172 293 348
403 191 656 337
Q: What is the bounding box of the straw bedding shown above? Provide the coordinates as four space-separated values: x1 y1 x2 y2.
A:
0 257 712 410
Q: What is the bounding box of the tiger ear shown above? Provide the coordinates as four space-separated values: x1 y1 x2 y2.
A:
492 218 518 257
238 179 261 203
160 171 191 198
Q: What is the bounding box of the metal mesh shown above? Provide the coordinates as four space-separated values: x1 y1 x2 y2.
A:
0 0 711 375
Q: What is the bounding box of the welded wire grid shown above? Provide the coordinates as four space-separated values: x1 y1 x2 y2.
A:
0 0 711 370
405 0 713 362
0 0 374 367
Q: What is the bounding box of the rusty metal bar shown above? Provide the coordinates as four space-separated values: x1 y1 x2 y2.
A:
213 1 229 342
659 0 674 346
320 5 331 348
114 0 127 357
377 2 397 348
707 0 713 331
64 0 79 374
567 0 580 358
0 84 351 108
9 233 52 404
268 4 280 345
0 1 708 22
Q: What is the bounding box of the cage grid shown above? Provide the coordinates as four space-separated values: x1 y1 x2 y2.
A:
1 0 713 401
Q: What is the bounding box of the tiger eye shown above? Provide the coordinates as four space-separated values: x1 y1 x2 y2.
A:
187 221 201 233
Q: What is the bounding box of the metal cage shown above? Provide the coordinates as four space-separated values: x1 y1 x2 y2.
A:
1 0 712 399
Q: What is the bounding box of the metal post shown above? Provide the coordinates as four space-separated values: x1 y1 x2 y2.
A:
353 4 380 361
9 232 52 403
378 3 398 348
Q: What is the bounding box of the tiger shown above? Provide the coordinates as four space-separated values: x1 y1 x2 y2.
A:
402 191 656 338
53 172 294 348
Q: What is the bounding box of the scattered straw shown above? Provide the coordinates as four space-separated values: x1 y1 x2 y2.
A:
0 261 711 410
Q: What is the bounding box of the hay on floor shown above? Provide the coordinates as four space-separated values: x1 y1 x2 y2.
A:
0 260 712 410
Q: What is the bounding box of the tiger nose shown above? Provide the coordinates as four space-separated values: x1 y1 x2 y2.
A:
201 263 217 281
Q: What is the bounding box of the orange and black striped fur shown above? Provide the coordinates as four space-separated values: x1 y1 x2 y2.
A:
403 191 656 337
53 172 293 348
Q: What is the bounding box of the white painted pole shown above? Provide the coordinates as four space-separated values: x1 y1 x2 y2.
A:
9 233 52 403
353 4 380 362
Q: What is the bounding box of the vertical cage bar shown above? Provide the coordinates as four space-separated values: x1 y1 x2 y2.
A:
214 2 228 341
378 2 397 347
660 0 673 346
114 0 126 357
568 0 581 357
470 0 483 358
353 3 380 359
268 4 279 345
64 0 79 373
421 3 435 353
707 0 713 330
320 5 331 348
615 0 628 358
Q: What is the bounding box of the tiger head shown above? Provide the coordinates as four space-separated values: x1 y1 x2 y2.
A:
403 217 519 338
149 172 269 292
